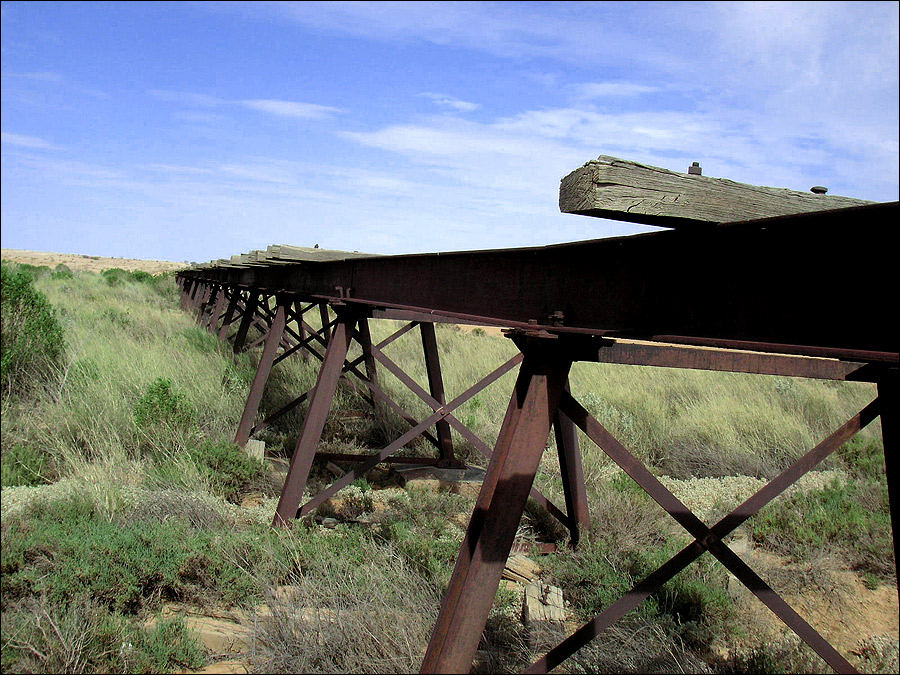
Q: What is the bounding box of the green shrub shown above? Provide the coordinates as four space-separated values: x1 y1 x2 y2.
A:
372 488 468 588
188 440 266 502
50 263 74 279
1 263 65 395
102 306 133 329
1 494 271 612
68 357 102 388
101 267 130 286
0 443 51 487
838 436 886 481
11 262 50 280
223 356 255 394
101 268 155 287
752 478 894 580
129 270 154 284
133 377 194 428
0 596 205 674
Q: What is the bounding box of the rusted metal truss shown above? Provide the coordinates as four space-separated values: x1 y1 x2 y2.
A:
176 200 897 674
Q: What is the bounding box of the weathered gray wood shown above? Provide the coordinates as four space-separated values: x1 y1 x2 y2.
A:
266 244 377 263
560 155 874 228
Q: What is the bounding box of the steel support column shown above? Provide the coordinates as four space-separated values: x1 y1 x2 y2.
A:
234 297 289 447
194 283 211 322
295 300 310 362
232 292 260 353
420 322 458 467
554 379 590 546
273 309 358 526
199 284 218 326
420 337 572 673
357 315 380 412
319 302 332 345
206 286 227 334
877 369 899 588
217 289 241 342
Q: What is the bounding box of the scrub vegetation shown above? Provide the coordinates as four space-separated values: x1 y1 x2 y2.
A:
0 260 894 674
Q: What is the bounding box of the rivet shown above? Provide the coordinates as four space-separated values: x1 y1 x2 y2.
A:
810 186 828 194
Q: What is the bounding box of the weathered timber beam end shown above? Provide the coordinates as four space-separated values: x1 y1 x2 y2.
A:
560 155 874 228
266 244 377 262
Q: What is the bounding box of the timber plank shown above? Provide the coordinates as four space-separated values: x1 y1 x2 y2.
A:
560 155 873 228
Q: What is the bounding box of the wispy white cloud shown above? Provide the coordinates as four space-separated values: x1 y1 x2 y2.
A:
1 71 64 83
1 132 60 150
576 82 659 99
139 163 214 175
6 153 124 180
342 99 893 210
419 92 480 113
149 90 343 120
239 99 343 119
218 162 298 184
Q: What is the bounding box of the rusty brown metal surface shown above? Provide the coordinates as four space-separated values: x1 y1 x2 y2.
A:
526 389 881 674
175 199 897 674
877 370 899 587
420 322 458 466
273 310 357 526
421 339 572 673
180 202 898 361
553 379 589 546
234 299 288 448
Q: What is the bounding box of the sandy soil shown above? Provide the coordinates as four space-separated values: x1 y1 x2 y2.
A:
1 248 186 274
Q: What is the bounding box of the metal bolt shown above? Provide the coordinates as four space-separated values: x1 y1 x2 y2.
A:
810 186 828 194
688 161 702 176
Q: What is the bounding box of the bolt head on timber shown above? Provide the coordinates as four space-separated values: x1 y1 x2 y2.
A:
810 186 828 194
687 161 702 176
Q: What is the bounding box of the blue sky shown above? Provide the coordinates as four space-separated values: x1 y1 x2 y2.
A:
2 1 897 262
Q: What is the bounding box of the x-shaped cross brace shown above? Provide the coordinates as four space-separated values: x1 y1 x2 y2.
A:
526 393 880 674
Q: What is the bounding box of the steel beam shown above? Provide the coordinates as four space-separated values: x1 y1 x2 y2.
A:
234 298 288 447
206 286 227 334
420 338 571 673
420 322 458 466
319 302 332 346
273 310 357 526
877 369 899 588
554 379 589 546
178 201 898 360
217 289 241 341
232 292 260 353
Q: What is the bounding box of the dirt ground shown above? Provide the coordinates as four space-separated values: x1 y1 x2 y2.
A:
1 248 186 274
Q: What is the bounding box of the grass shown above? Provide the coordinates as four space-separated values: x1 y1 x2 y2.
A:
0 262 895 674
751 477 894 581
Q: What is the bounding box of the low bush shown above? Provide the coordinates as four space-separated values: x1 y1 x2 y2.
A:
133 378 194 429
1 596 205 674
1 493 276 613
838 437 886 481
187 440 267 502
100 268 155 287
372 487 469 589
544 478 733 652
10 263 50 280
1 263 65 396
751 478 894 581
50 263 74 280
182 325 221 354
251 534 440 675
